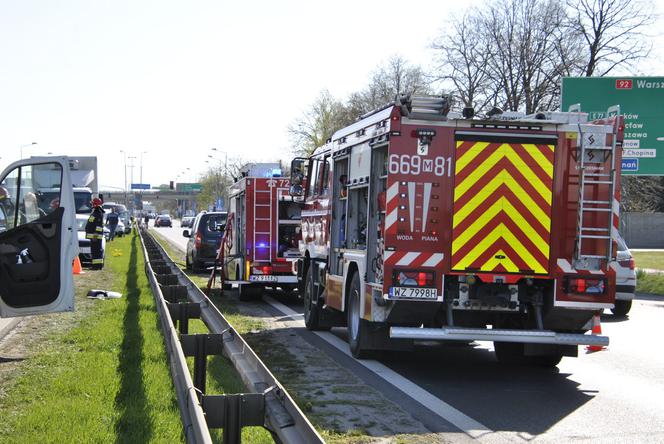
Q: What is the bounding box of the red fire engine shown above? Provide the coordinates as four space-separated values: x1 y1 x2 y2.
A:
290 96 622 366
225 163 301 300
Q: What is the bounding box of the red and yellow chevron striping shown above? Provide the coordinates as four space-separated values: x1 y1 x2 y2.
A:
451 140 555 274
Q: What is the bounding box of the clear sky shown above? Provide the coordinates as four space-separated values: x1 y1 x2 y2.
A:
1 0 662 191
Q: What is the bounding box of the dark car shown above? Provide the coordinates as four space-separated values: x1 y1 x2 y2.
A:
154 215 172 227
181 216 194 228
183 211 227 273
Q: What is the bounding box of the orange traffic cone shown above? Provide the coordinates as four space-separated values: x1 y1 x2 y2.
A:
73 256 85 275
586 314 605 352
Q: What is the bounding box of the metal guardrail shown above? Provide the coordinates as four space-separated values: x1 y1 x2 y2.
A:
138 227 323 444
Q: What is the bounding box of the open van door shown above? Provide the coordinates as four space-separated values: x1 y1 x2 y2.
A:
0 157 77 317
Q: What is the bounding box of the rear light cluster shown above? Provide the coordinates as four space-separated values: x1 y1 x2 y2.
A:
393 270 435 287
564 277 606 295
253 265 272 275
194 232 202 248
618 258 635 270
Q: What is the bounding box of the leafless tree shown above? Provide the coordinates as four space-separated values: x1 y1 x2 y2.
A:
482 0 580 113
347 55 432 118
431 12 497 111
568 0 655 77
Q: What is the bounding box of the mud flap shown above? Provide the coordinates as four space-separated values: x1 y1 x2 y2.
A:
360 322 413 353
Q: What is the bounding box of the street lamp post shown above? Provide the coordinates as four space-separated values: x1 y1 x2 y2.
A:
140 151 148 188
20 142 37 159
209 147 228 211
120 150 128 207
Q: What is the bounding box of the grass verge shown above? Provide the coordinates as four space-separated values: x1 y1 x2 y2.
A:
0 231 182 442
636 269 664 295
632 251 664 271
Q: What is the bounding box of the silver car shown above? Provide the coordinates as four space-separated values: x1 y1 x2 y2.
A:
613 234 636 316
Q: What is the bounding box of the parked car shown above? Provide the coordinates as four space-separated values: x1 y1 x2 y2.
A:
181 216 194 228
183 211 227 273
613 234 636 316
154 215 172 227
76 214 106 268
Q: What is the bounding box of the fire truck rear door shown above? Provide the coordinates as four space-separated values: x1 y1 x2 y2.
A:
451 133 556 275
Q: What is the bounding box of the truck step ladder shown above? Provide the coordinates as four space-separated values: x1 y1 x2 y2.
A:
570 104 620 266
254 185 273 262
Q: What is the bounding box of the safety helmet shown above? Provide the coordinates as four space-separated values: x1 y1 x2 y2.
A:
92 197 102 207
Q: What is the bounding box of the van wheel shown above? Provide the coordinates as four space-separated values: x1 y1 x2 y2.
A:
303 266 328 331
239 284 258 301
347 272 371 359
611 300 632 316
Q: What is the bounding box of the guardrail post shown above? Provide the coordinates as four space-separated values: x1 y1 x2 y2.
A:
181 334 225 397
202 393 265 443
167 302 201 335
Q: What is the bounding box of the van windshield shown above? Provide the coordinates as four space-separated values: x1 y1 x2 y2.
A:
39 190 92 214
204 214 227 234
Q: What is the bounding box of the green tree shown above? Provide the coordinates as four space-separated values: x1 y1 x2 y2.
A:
288 89 348 157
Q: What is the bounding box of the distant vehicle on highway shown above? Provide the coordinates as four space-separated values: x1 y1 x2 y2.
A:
183 211 227 273
613 234 636 316
154 214 172 227
181 216 194 228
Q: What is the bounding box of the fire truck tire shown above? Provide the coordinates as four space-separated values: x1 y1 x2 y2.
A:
238 284 257 301
303 267 329 331
348 272 371 359
611 300 632 316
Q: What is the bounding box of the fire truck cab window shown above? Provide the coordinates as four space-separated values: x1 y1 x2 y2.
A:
307 160 320 197
347 186 368 250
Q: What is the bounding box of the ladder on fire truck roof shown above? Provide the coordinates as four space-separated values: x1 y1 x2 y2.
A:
569 103 620 266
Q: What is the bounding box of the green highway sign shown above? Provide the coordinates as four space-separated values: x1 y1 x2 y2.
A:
562 77 664 175
176 182 202 192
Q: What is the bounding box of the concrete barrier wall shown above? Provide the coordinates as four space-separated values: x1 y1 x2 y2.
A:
622 212 664 248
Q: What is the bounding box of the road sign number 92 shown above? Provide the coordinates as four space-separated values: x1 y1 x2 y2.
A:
388 154 452 177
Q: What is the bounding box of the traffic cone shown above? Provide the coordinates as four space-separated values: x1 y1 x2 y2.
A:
586 314 604 352
73 256 85 275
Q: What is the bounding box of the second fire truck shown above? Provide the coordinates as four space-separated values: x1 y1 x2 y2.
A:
291 95 622 366
225 163 301 300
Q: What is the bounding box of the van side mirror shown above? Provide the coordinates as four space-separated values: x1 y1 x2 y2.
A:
182 229 190 238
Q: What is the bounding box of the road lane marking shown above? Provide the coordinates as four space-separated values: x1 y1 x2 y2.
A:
264 296 500 441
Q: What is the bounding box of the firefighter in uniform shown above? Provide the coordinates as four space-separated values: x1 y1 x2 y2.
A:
85 197 105 269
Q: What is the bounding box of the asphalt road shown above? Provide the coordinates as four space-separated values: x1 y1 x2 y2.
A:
156 230 664 442
266 295 664 443
147 219 190 253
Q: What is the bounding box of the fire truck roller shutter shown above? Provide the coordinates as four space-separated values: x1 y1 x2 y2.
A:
451 134 557 275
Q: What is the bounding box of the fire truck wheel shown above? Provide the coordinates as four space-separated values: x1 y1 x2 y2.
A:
348 272 371 359
303 267 328 331
611 300 632 316
238 284 256 301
